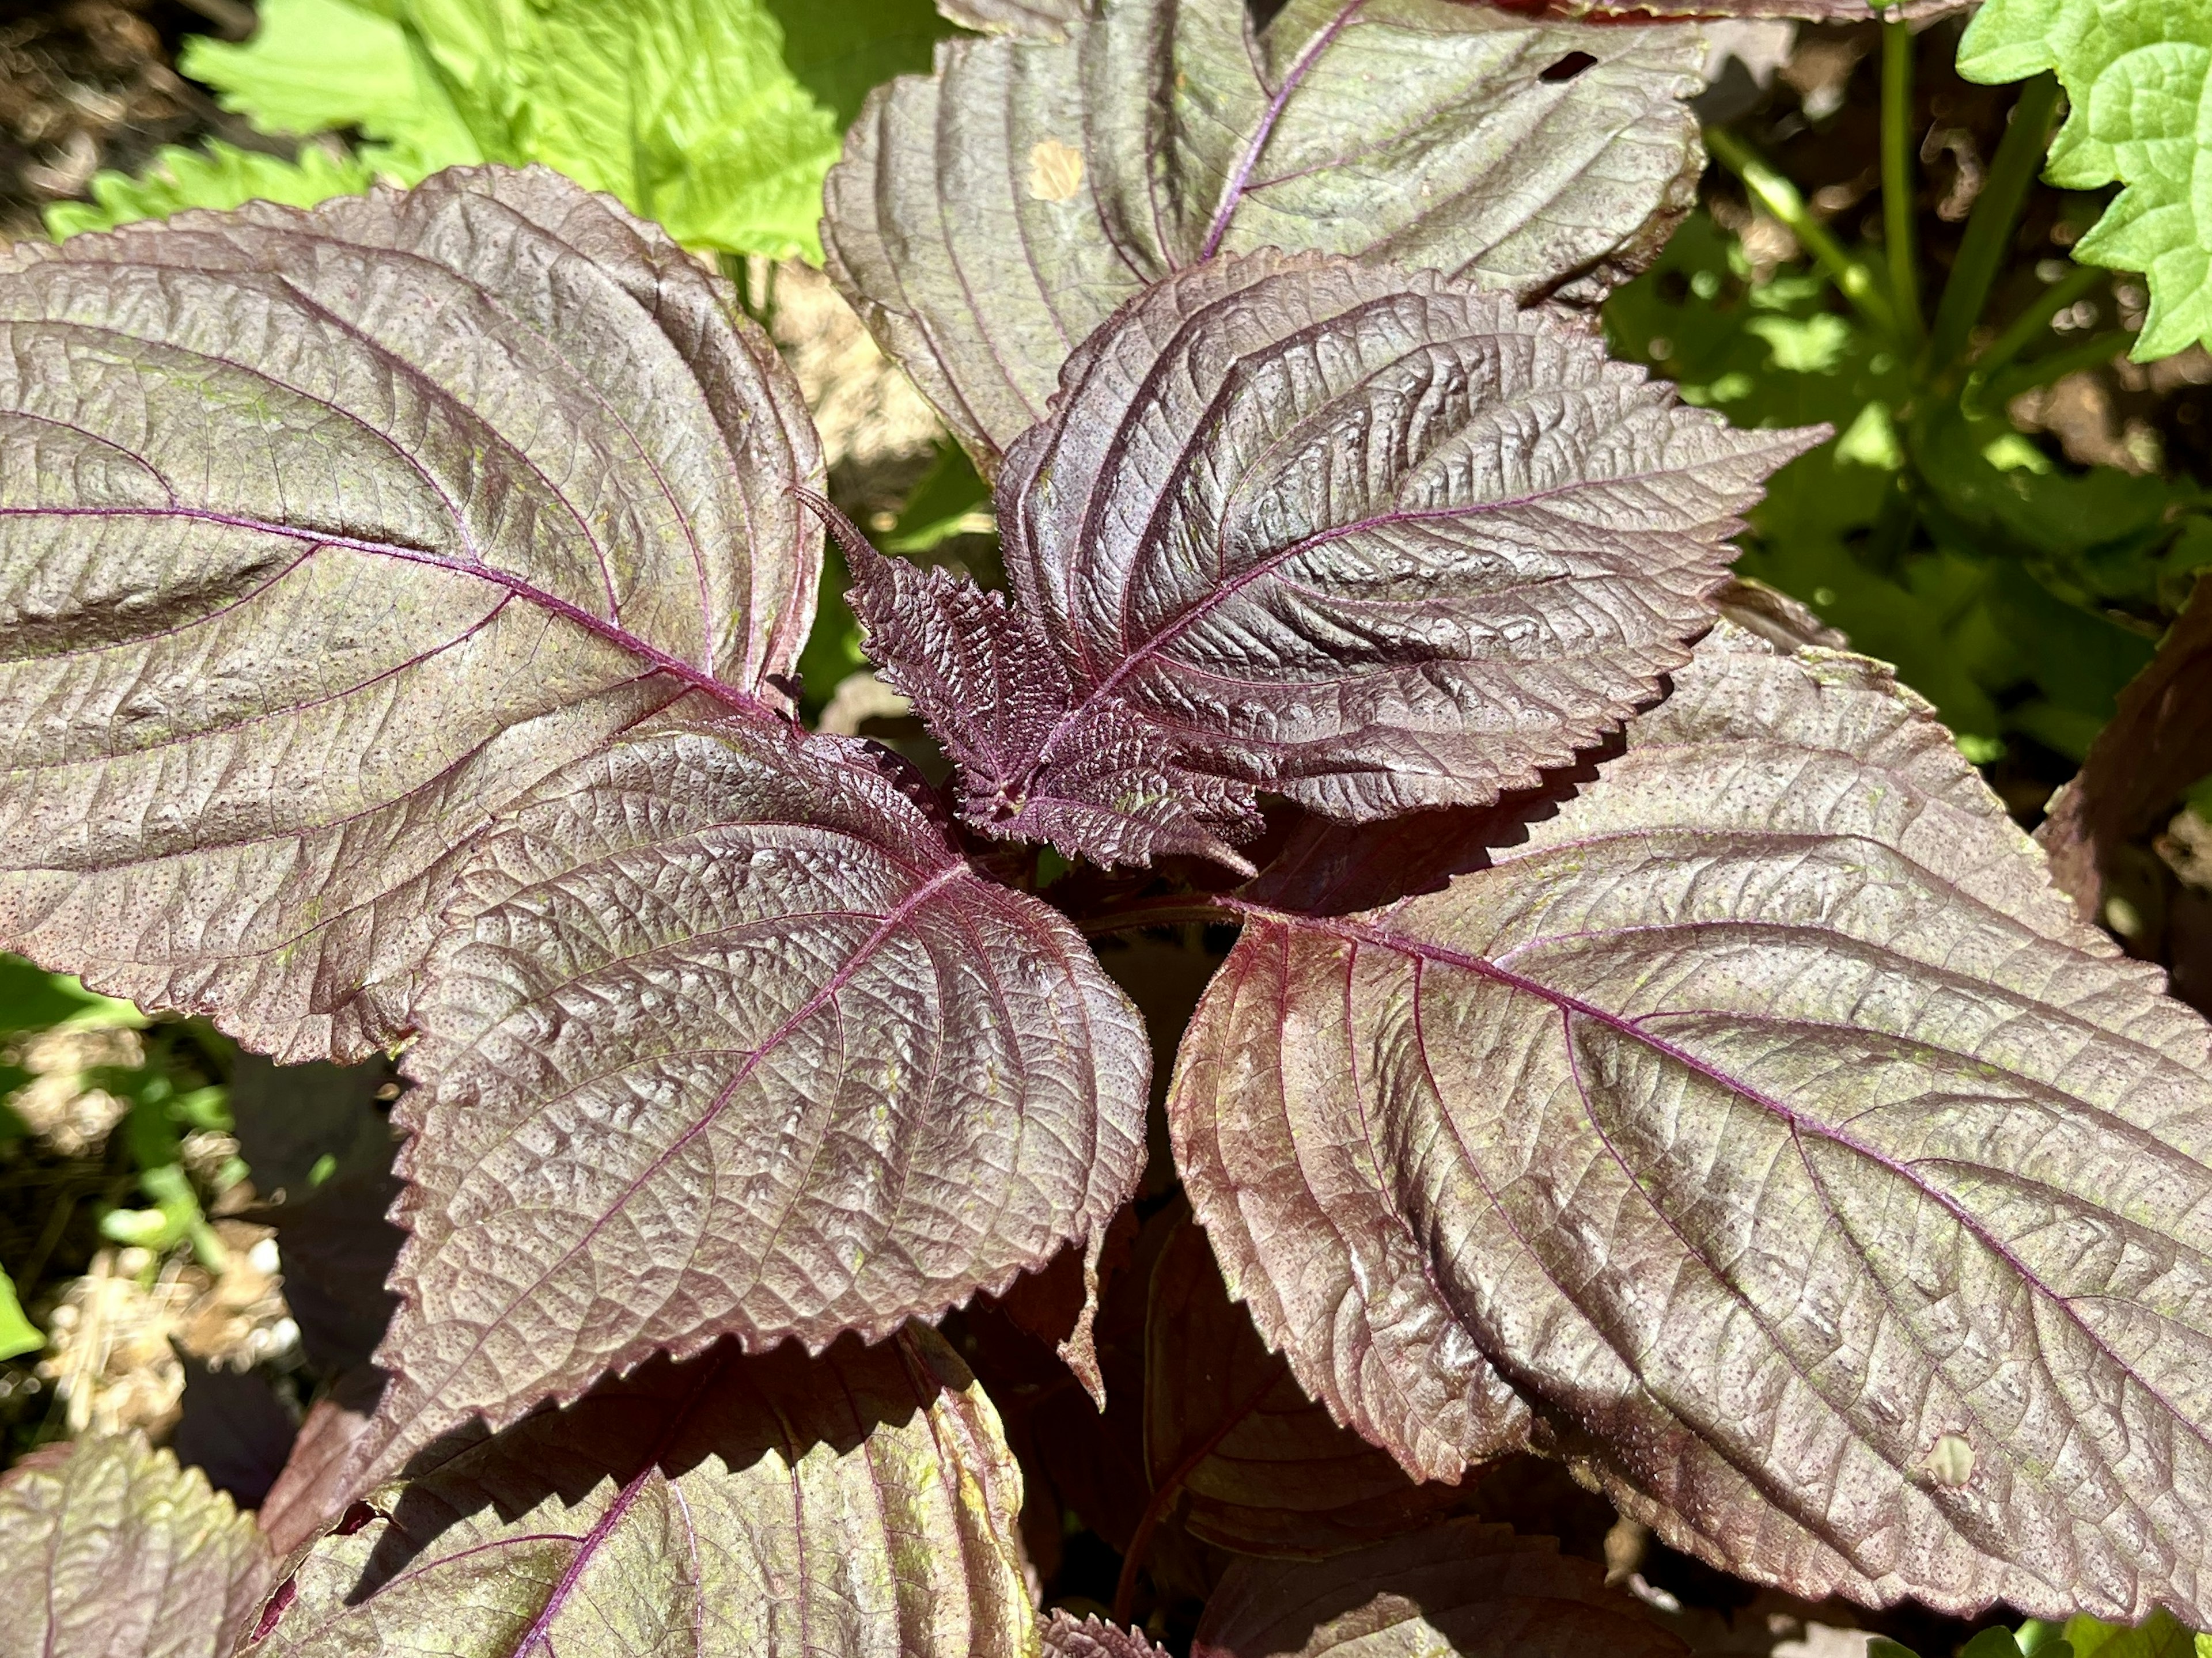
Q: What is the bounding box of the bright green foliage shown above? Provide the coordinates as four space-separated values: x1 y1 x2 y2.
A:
1960 0 2212 360
0 1275 37 1363
172 0 952 259
1607 213 2204 760
43 139 377 240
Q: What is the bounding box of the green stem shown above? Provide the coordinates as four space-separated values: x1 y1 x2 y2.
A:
1706 127 1898 338
1927 73 2062 370
1982 329 2134 407
1882 21 1922 345
1967 263 2105 399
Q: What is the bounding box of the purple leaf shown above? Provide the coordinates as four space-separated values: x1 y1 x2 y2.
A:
356 714 1147 1472
824 0 1707 468
1172 616 2212 1621
1192 1520 1685 1658
851 255 1819 870
0 1433 273 1658
1486 0 1969 17
0 165 821 1061
1044 1610 1173 1657
253 1330 1033 1656
257 1368 383 1561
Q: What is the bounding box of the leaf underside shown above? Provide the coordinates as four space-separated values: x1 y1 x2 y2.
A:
1959 0 2212 359
850 252 1819 871
0 1433 272 1658
1172 619 2212 1621
824 0 1706 468
0 165 821 1062
257 1329 1034 1658
361 716 1149 1474
1190 1519 1688 1658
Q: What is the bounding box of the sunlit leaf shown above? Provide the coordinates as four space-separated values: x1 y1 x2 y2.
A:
0 1435 272 1658
1172 616 2212 1620
846 253 1817 870
256 1330 1034 1657
359 715 1148 1471
43 140 379 240
824 0 1706 468
0 167 821 1061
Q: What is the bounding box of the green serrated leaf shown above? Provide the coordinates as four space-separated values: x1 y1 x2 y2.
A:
43 139 379 239
0 1272 40 1362
1959 0 2212 359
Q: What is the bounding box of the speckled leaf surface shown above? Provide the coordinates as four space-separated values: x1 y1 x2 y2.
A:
360 716 1148 1471
824 0 1705 468
1960 0 2212 359
1191 1520 1685 1658
0 1433 272 1658
255 1329 1033 1657
852 255 1817 869
1172 619 2212 1621
936 0 1087 36
0 165 821 1061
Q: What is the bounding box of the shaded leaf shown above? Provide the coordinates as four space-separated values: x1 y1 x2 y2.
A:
259 1368 384 1559
1960 0 2212 359
1191 1519 1685 1658
172 1358 301 1509
850 253 1817 870
823 0 1706 468
1045 1610 1173 1657
2039 575 2212 946
362 715 1148 1471
255 1329 1033 1657
1172 617 2212 1619
1143 1212 1462 1557
0 166 821 1061
0 1433 272 1658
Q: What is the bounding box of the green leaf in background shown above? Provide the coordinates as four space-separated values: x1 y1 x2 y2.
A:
165 0 952 259
1959 0 2212 360
0 954 139 1044
0 1273 39 1363
42 139 378 238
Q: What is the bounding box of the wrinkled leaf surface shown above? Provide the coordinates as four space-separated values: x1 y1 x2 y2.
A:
852 254 1816 868
0 1433 271 1658
1173 619 2212 1620
0 166 820 1061
365 716 1147 1469
825 0 1706 466
257 1330 1033 1657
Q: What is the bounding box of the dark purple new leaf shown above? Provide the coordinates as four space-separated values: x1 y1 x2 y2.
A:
1044 1611 1173 1657
255 1330 1033 1657
854 255 1818 870
1172 617 2212 1621
358 715 1147 1472
825 0 1706 468
0 165 821 1061
1192 1520 1685 1658
0 1433 272 1658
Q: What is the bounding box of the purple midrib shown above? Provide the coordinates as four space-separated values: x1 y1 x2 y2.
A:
1224 898 2193 1431
0 503 774 720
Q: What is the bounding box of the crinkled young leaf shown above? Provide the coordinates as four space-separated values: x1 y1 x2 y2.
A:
362 715 1147 1471
0 1433 272 1658
824 0 1705 468
1959 0 2212 359
1143 1212 1461 1557
1045 1611 1173 1657
850 254 1817 870
0 166 821 1062
1172 619 2212 1621
255 1329 1033 1657
1191 1520 1685 1658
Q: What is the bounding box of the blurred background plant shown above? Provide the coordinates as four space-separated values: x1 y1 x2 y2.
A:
3 0 2211 1648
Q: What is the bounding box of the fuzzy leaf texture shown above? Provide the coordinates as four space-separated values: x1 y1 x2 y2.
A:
1191 1520 1688 1658
1172 617 2212 1622
847 253 1819 871
823 0 1707 468
0 166 820 1061
1959 0 2212 360
358 716 1147 1473
0 1433 272 1658
255 1330 1034 1657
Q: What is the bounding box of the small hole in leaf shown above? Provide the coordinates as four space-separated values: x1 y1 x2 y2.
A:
249 1579 297 1644
1539 51 1597 83
335 1500 381 1536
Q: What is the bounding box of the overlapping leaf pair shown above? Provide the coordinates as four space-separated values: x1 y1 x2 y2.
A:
5 0 2212 1652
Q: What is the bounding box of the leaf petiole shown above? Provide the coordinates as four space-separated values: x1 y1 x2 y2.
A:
1881 20 1923 346
1706 126 1897 339
1926 72 2062 371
